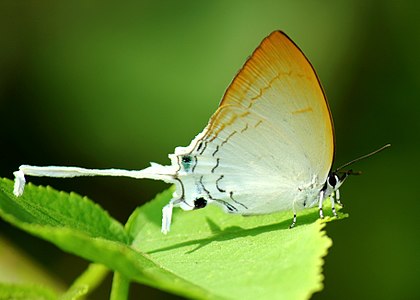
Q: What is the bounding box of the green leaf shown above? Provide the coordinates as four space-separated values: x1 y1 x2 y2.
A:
0 179 128 243
0 178 346 299
0 179 219 298
0 283 57 300
127 189 346 299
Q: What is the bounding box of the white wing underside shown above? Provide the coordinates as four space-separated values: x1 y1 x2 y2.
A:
12 32 334 233
172 93 329 214
170 32 334 214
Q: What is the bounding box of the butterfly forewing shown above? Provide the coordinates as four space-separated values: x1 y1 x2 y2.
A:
209 31 333 171
173 31 334 214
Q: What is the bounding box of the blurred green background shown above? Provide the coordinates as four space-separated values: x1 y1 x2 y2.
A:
0 1 419 299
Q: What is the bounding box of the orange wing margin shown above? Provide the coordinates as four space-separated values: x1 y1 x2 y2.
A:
205 30 335 167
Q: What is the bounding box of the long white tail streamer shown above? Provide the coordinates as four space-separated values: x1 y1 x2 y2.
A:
13 164 179 234
13 164 177 196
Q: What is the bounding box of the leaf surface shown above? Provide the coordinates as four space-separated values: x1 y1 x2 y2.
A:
0 178 346 299
128 189 344 299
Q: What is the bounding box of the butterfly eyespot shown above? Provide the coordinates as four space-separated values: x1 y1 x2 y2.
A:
181 155 193 171
194 197 207 209
182 156 192 163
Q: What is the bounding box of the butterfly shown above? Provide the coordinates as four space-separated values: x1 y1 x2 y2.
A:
13 31 389 234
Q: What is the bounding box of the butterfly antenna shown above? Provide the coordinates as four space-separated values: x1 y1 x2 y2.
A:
335 144 391 172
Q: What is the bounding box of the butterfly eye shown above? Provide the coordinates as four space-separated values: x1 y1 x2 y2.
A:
328 174 337 187
194 197 207 209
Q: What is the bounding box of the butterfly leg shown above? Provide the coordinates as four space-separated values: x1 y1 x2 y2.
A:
289 213 297 229
335 189 343 207
162 201 174 234
289 200 297 228
330 192 337 217
318 190 325 219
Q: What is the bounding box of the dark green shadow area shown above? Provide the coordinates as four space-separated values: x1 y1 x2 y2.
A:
147 210 347 255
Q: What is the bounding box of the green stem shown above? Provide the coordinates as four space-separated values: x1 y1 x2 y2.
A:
60 263 109 300
110 272 130 300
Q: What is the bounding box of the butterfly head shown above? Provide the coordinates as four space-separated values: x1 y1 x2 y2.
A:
325 144 391 195
325 169 358 193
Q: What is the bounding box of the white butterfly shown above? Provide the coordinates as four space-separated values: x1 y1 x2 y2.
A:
12 31 389 234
